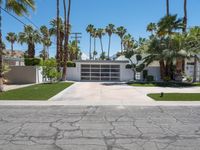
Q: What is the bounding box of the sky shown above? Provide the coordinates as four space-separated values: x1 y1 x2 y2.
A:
2 0 200 57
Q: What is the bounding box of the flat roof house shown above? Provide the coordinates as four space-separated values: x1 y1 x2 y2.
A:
66 60 133 82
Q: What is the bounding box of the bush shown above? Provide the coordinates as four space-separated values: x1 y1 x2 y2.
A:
67 61 76 67
25 58 41 66
42 59 61 82
147 75 154 82
143 70 148 80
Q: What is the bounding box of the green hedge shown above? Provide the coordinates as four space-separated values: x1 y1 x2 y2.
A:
25 58 41 66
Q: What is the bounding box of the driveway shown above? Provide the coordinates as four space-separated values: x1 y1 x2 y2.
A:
50 82 153 105
50 82 200 105
0 106 200 150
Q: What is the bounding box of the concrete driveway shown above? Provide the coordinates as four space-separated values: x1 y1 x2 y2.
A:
50 82 153 105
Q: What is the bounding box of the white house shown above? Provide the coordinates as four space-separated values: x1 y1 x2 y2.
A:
66 55 200 82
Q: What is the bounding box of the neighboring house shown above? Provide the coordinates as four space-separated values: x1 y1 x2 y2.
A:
3 49 25 66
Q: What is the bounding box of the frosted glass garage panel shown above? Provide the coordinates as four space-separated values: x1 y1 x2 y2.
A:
81 64 120 81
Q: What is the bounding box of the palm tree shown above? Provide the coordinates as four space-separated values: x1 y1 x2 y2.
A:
6 32 17 53
122 34 135 50
187 27 200 82
62 0 71 81
50 18 64 64
0 0 35 91
183 0 187 33
40 25 52 60
91 28 97 60
56 0 61 71
116 26 127 52
96 28 105 54
146 23 157 35
18 25 41 58
105 24 115 59
86 24 94 60
157 14 183 36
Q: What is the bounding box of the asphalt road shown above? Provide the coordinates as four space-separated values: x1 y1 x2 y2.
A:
0 106 200 150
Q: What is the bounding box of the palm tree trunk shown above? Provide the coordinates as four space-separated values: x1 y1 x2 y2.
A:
121 38 123 53
56 0 61 72
100 38 104 53
28 43 35 58
193 55 197 82
166 0 169 16
183 0 187 33
62 0 71 81
89 35 92 60
93 37 96 60
108 36 111 59
159 59 166 80
11 43 14 52
0 7 4 92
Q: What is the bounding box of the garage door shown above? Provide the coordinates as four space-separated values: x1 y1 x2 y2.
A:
81 64 120 81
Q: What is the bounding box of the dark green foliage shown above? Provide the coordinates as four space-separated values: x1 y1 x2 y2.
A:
67 61 76 67
24 58 41 66
136 54 142 62
147 75 154 82
136 64 145 72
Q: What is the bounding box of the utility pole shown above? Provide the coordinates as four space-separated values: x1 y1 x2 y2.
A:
71 32 82 59
71 32 82 46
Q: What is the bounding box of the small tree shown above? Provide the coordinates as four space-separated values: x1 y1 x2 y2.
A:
42 59 61 83
124 50 145 80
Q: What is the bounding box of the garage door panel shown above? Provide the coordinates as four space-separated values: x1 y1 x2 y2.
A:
81 64 120 81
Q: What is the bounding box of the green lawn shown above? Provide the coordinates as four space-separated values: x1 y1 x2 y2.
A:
0 82 73 100
128 82 200 87
148 93 200 101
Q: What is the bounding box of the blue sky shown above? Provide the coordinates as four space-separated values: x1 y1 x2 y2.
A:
2 0 200 57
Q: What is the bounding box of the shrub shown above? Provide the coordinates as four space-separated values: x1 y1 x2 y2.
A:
143 70 148 80
67 61 76 67
147 75 154 82
25 58 41 66
42 59 61 82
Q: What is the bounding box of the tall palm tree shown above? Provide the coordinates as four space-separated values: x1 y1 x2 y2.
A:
116 26 127 52
105 24 115 59
6 32 17 53
188 27 200 82
0 0 35 91
86 24 94 60
18 25 41 58
96 28 105 54
122 34 135 50
62 0 71 81
40 25 52 60
91 28 97 60
183 0 187 33
56 0 61 71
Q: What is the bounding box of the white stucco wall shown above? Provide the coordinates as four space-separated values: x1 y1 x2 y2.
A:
66 61 134 82
5 66 43 84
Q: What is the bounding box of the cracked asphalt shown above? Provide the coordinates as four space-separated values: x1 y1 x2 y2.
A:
0 106 200 150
